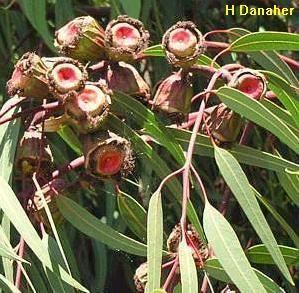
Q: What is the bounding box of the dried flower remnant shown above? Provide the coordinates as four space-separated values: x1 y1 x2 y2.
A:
105 15 150 62
134 262 148 293
167 224 209 268
64 84 111 133
47 58 88 96
7 52 49 98
54 16 106 61
162 21 204 68
84 132 134 180
229 69 267 100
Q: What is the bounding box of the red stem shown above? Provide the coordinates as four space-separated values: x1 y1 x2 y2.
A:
0 101 60 125
52 156 85 179
162 257 179 292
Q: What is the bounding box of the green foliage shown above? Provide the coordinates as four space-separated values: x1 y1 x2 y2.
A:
0 1 298 292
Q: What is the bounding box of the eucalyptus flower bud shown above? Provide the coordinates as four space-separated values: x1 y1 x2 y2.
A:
64 83 111 133
7 52 49 98
205 103 243 145
101 61 150 102
84 132 134 180
105 15 149 62
47 58 88 96
54 16 106 62
229 69 267 100
152 70 193 122
162 21 204 68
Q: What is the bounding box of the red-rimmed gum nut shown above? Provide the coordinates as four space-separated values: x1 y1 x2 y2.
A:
134 262 148 293
167 224 209 268
27 179 67 227
54 16 106 62
47 58 87 96
7 52 49 98
162 21 204 68
105 15 149 62
84 132 134 180
102 61 150 102
16 127 53 176
204 103 243 145
229 69 267 100
152 70 193 122
64 84 111 133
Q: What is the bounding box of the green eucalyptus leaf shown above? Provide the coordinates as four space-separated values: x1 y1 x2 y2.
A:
214 146 293 284
117 191 147 242
203 201 266 292
179 241 198 293
230 32 299 52
0 177 88 292
205 258 285 293
247 245 299 266
216 87 299 154
147 191 163 292
57 196 147 256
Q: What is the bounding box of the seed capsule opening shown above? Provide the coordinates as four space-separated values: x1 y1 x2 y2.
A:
105 15 149 61
238 74 264 99
51 63 84 94
162 21 204 68
229 69 267 100
84 133 134 180
77 85 106 113
111 23 141 50
97 146 124 176
168 28 198 57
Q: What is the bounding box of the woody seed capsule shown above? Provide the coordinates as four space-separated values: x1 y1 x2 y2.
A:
84 132 134 180
100 61 150 102
162 21 204 68
47 58 88 96
152 70 193 121
105 15 150 62
54 16 106 62
64 83 111 133
7 52 49 98
229 69 267 100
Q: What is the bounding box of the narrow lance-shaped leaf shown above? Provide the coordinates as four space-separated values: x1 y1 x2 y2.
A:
0 177 88 292
204 258 285 293
262 71 299 128
230 32 299 52
216 87 299 154
57 196 147 256
253 188 299 248
169 128 299 173
203 201 266 292
117 191 147 242
229 28 299 86
179 241 198 293
214 146 294 285
147 191 163 292
247 244 299 266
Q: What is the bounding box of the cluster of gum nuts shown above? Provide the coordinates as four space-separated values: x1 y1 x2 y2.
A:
5 15 268 291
